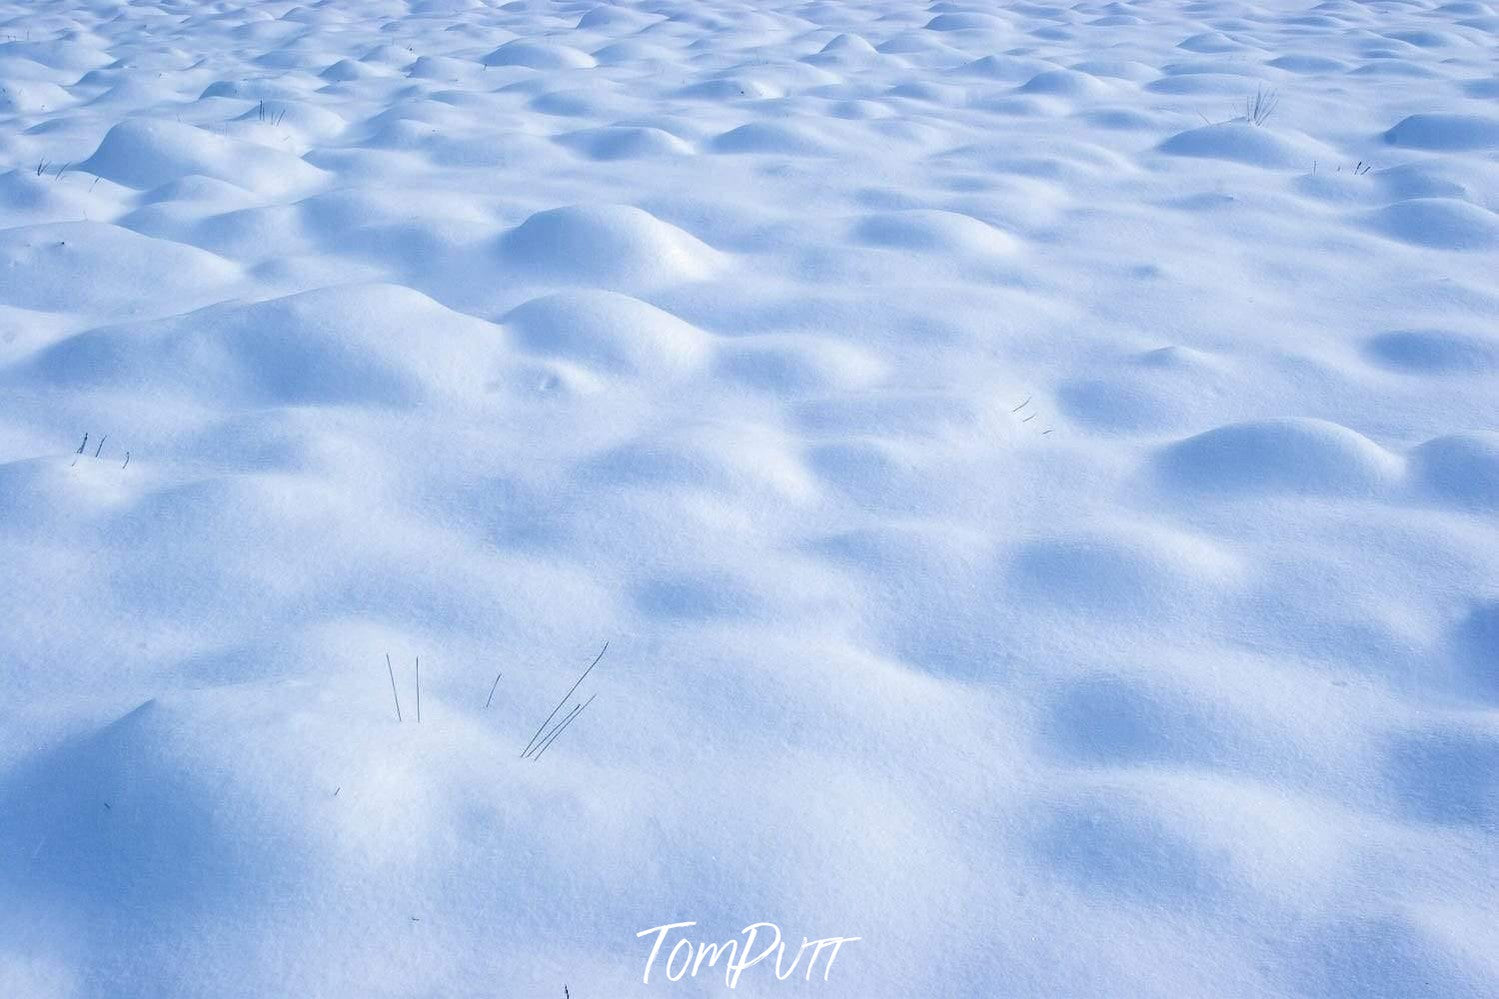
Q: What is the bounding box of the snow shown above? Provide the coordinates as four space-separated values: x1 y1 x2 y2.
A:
1 0 1497 996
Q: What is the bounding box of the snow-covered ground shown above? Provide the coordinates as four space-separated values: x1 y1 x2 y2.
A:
2 0 1497 995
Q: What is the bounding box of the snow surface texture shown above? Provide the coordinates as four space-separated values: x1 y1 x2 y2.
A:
1 0 1497 996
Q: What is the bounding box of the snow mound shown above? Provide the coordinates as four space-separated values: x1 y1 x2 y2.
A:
1177 31 1247 53
556 125 693 160
21 284 507 406
1157 419 1403 495
0 168 120 227
1384 113 1499 150
576 5 662 30
710 121 836 155
853 209 1018 255
1376 162 1471 201
319 58 394 82
924 12 1009 32
0 79 73 114
482 39 597 70
407 54 483 80
502 290 713 377
1159 122 1321 169
0 38 112 72
1017 69 1112 98
820 33 879 56
675 77 781 100
0 455 140 530
1365 198 1499 251
81 119 326 193
0 698 308 928
1410 433 1499 510
0 222 238 314
960 55 1053 80
499 204 722 285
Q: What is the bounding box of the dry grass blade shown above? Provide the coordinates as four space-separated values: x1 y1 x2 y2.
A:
521 642 607 758
533 694 597 761
386 653 402 722
1246 87 1279 126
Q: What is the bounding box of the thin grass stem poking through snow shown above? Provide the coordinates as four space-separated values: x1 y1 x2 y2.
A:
534 694 596 761
521 642 607 758
386 653 403 722
415 656 421 723
533 702 582 757
1245 87 1279 126
486 671 502 709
